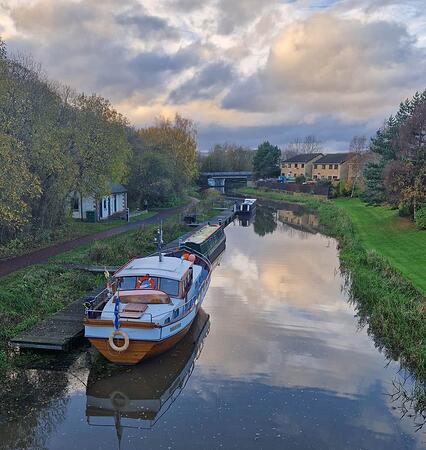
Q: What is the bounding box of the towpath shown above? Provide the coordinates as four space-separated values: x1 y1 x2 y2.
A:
0 203 192 278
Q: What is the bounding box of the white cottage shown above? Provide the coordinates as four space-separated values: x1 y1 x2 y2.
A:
71 183 128 221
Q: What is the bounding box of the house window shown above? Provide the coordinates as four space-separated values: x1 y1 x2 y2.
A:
295 163 298 168
333 176 338 180
329 164 333 169
313 175 318 180
334 164 338 169
103 199 107 209
322 164 326 169
301 164 305 168
328 176 332 180
71 197 79 211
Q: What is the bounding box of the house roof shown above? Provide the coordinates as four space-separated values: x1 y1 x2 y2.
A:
315 153 351 164
283 153 323 163
109 183 127 194
114 256 193 280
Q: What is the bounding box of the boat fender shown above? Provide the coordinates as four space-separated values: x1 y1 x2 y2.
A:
108 329 129 352
188 254 196 262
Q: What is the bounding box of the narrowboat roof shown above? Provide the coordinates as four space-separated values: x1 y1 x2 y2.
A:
242 198 256 205
114 256 193 280
184 224 221 245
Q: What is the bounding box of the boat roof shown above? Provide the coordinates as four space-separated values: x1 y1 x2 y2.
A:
184 224 220 245
114 256 193 280
242 198 256 205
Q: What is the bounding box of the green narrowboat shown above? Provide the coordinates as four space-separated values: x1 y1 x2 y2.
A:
182 224 226 263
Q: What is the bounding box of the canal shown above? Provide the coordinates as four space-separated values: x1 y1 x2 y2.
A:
2 204 425 449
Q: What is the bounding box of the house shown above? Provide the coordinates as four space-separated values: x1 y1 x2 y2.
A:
281 153 323 179
312 153 351 182
70 183 128 221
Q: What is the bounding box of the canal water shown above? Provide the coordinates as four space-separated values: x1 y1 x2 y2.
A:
2 205 425 450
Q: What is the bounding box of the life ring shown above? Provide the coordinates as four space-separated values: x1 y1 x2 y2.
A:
108 329 129 352
110 390 129 410
135 276 155 289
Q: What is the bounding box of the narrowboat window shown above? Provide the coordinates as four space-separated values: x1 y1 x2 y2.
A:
173 309 179 318
160 278 180 297
165 317 171 324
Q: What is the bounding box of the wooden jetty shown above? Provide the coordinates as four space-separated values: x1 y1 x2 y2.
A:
9 206 236 352
10 288 105 351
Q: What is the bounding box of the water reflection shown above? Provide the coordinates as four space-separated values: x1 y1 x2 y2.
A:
2 205 426 449
253 205 277 236
86 310 209 443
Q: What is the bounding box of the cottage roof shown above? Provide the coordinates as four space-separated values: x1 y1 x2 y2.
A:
109 183 127 194
114 256 193 280
315 153 350 164
283 153 323 163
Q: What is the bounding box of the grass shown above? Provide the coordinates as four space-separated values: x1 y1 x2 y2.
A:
0 211 158 260
333 199 426 294
236 186 326 208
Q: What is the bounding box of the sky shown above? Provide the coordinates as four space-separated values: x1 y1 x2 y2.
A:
0 0 425 152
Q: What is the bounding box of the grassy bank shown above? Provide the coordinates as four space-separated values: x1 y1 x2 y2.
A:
239 187 426 383
0 216 190 374
0 210 157 260
334 199 426 294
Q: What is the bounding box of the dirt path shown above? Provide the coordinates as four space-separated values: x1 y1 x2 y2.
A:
0 204 189 278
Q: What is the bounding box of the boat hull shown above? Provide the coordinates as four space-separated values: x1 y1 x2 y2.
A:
89 321 192 365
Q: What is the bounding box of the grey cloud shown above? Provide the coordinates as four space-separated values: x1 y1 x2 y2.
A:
6 0 198 101
116 12 179 40
168 61 235 104
222 14 426 121
216 0 278 35
197 117 373 151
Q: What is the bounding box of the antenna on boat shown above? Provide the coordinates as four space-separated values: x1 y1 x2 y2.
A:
156 221 164 262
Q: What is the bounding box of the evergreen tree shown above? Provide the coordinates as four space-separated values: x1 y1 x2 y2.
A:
253 141 281 179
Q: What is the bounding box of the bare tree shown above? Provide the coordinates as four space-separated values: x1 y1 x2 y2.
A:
282 135 322 160
349 135 369 197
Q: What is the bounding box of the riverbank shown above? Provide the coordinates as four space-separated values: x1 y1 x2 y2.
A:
0 211 157 261
0 216 190 374
238 187 426 384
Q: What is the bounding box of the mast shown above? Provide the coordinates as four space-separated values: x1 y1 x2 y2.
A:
156 221 164 262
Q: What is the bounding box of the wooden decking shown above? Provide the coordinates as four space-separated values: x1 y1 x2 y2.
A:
10 288 104 351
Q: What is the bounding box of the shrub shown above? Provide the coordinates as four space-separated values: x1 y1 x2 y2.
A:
415 206 426 229
295 175 306 183
398 202 412 217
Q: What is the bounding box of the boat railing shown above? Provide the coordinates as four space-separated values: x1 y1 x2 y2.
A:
85 276 210 325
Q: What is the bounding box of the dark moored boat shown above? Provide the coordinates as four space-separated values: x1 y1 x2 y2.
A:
182 224 226 263
235 198 257 216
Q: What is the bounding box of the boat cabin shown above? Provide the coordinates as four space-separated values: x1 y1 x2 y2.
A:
235 198 257 215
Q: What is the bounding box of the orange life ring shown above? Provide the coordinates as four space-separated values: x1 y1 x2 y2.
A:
135 276 155 289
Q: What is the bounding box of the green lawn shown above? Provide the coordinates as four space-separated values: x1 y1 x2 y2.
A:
334 198 426 294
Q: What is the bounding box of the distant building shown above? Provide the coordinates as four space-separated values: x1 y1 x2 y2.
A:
312 153 352 181
70 183 128 221
281 153 323 178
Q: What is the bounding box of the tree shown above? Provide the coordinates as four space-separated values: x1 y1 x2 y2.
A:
200 143 253 172
0 135 41 241
253 141 281 179
348 135 369 197
282 135 322 160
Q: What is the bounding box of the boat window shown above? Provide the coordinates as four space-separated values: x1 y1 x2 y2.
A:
119 277 137 290
159 278 180 297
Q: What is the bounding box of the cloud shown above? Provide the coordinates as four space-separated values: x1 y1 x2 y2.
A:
168 61 235 104
223 13 426 124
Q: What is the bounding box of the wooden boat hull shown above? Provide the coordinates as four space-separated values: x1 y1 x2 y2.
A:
89 322 192 365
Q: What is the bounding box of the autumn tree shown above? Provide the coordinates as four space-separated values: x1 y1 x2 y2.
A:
282 135 322 160
0 135 41 241
348 135 370 197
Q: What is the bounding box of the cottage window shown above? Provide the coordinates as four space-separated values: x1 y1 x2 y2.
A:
333 176 338 180
314 164 318 169
313 175 317 180
334 164 338 169
295 163 298 168
329 164 333 169
301 164 305 168
322 164 326 169
328 176 332 180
